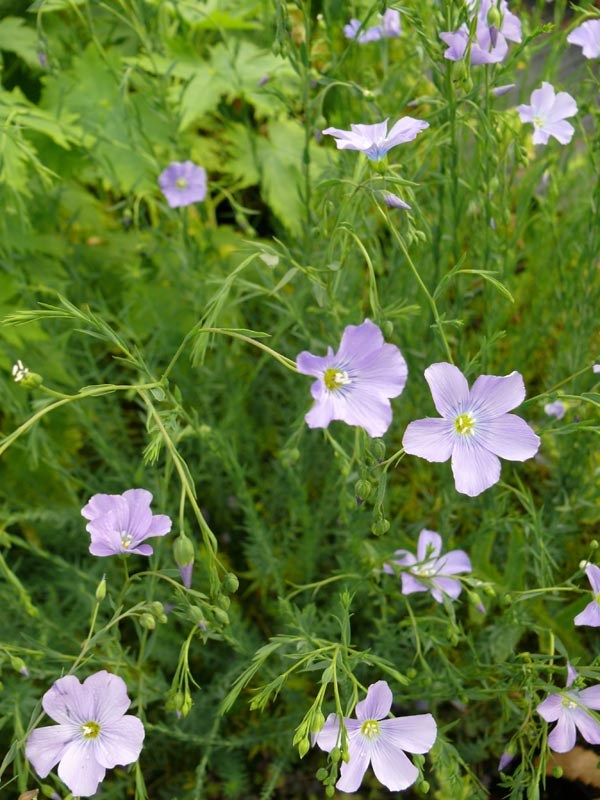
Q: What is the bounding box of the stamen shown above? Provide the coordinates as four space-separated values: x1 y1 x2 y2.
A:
121 532 133 549
176 177 188 189
361 719 380 739
454 412 475 435
81 720 101 739
323 368 351 391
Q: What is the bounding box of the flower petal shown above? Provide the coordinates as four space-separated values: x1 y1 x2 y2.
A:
146 514 172 538
26 724 75 778
350 343 408 399
296 349 335 377
402 418 455 462
476 414 540 461
537 694 563 723
122 489 153 538
304 393 337 430
547 91 578 123
547 715 576 753
384 117 429 148
355 681 393 721
572 708 600 746
578 686 600 711
544 120 575 145
431 576 463 601
401 573 429 595
336 738 371 793
42 675 94 725
586 564 600 594
328 386 393 438
83 671 131 726
439 549 472 575
81 494 120 521
57 739 106 797
451 439 501 496
314 713 341 752
336 320 383 362
379 713 437 754
417 529 442 561
94 715 145 769
370 740 419 790
574 601 600 627
424 363 470 418
469 371 525 418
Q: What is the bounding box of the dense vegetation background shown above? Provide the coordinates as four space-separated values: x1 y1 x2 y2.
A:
0 1 598 798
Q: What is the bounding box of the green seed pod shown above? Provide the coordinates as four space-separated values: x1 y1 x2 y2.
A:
325 786 335 798
354 479 372 501
20 372 44 388
380 320 394 338
487 5 502 29
330 746 341 763
95 576 106 602
189 606 206 624
149 601 165 617
222 572 239 594
551 766 563 779
139 613 156 630
371 518 391 537
420 780 430 793
370 439 386 459
316 767 328 782
212 607 230 626
217 594 231 611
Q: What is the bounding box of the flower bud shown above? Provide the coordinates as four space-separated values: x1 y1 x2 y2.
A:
173 534 195 568
591 540 599 550
41 786 60 799
579 560 589 571
370 439 386 459
487 5 502 29
325 786 335 798
330 747 341 763
189 606 206 625
149 601 165 617
217 594 231 610
551 766 563 779
298 738 310 759
95 576 106 602
139 613 156 630
310 710 325 733
420 780 430 793
20 372 44 388
316 767 328 782
222 572 239 594
11 656 29 677
212 607 230 626
380 321 394 338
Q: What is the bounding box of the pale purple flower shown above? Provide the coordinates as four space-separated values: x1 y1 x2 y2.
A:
402 363 540 497
537 664 600 753
314 680 436 792
594 364 600 374
296 320 408 438
383 192 411 210
574 564 600 627
344 10 401 44
322 117 429 161
383 529 471 602
440 0 521 65
544 401 566 420
517 83 578 145
158 161 207 208
567 20 600 60
26 671 145 797
82 488 172 557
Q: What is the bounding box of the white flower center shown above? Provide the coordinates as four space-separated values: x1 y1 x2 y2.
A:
121 532 133 549
533 115 545 129
454 412 475 435
81 720 101 739
413 562 437 578
176 177 188 189
361 719 380 739
562 698 577 709
323 368 351 391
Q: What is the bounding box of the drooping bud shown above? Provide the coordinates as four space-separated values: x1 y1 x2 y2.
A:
487 5 502 30
371 518 390 536
139 613 156 630
222 572 239 594
174 534 195 588
11 656 29 677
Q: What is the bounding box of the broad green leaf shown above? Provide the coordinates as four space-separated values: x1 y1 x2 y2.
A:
0 17 39 68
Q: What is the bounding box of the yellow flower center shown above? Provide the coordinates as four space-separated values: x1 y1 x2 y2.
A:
533 115 544 128
323 368 351 391
121 532 133 549
596 593 600 605
361 719 380 738
176 177 188 189
454 412 475 435
561 697 577 709
81 721 101 739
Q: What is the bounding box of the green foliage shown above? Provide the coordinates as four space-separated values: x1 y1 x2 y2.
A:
0 1 599 799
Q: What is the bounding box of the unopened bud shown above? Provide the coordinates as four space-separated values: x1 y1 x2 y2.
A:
95 576 106 602
330 746 341 763
20 372 44 388
551 766 563 779
149 601 165 617
41 786 60 799
380 321 394 338
316 767 328 781
298 737 310 759
139 613 156 630
189 606 206 625
420 780 430 793
173 534 195 569
325 786 335 798
487 5 502 29
212 607 230 626
11 657 29 677
591 540 599 550
217 594 231 610
222 572 239 594
310 710 325 733
370 439 386 459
